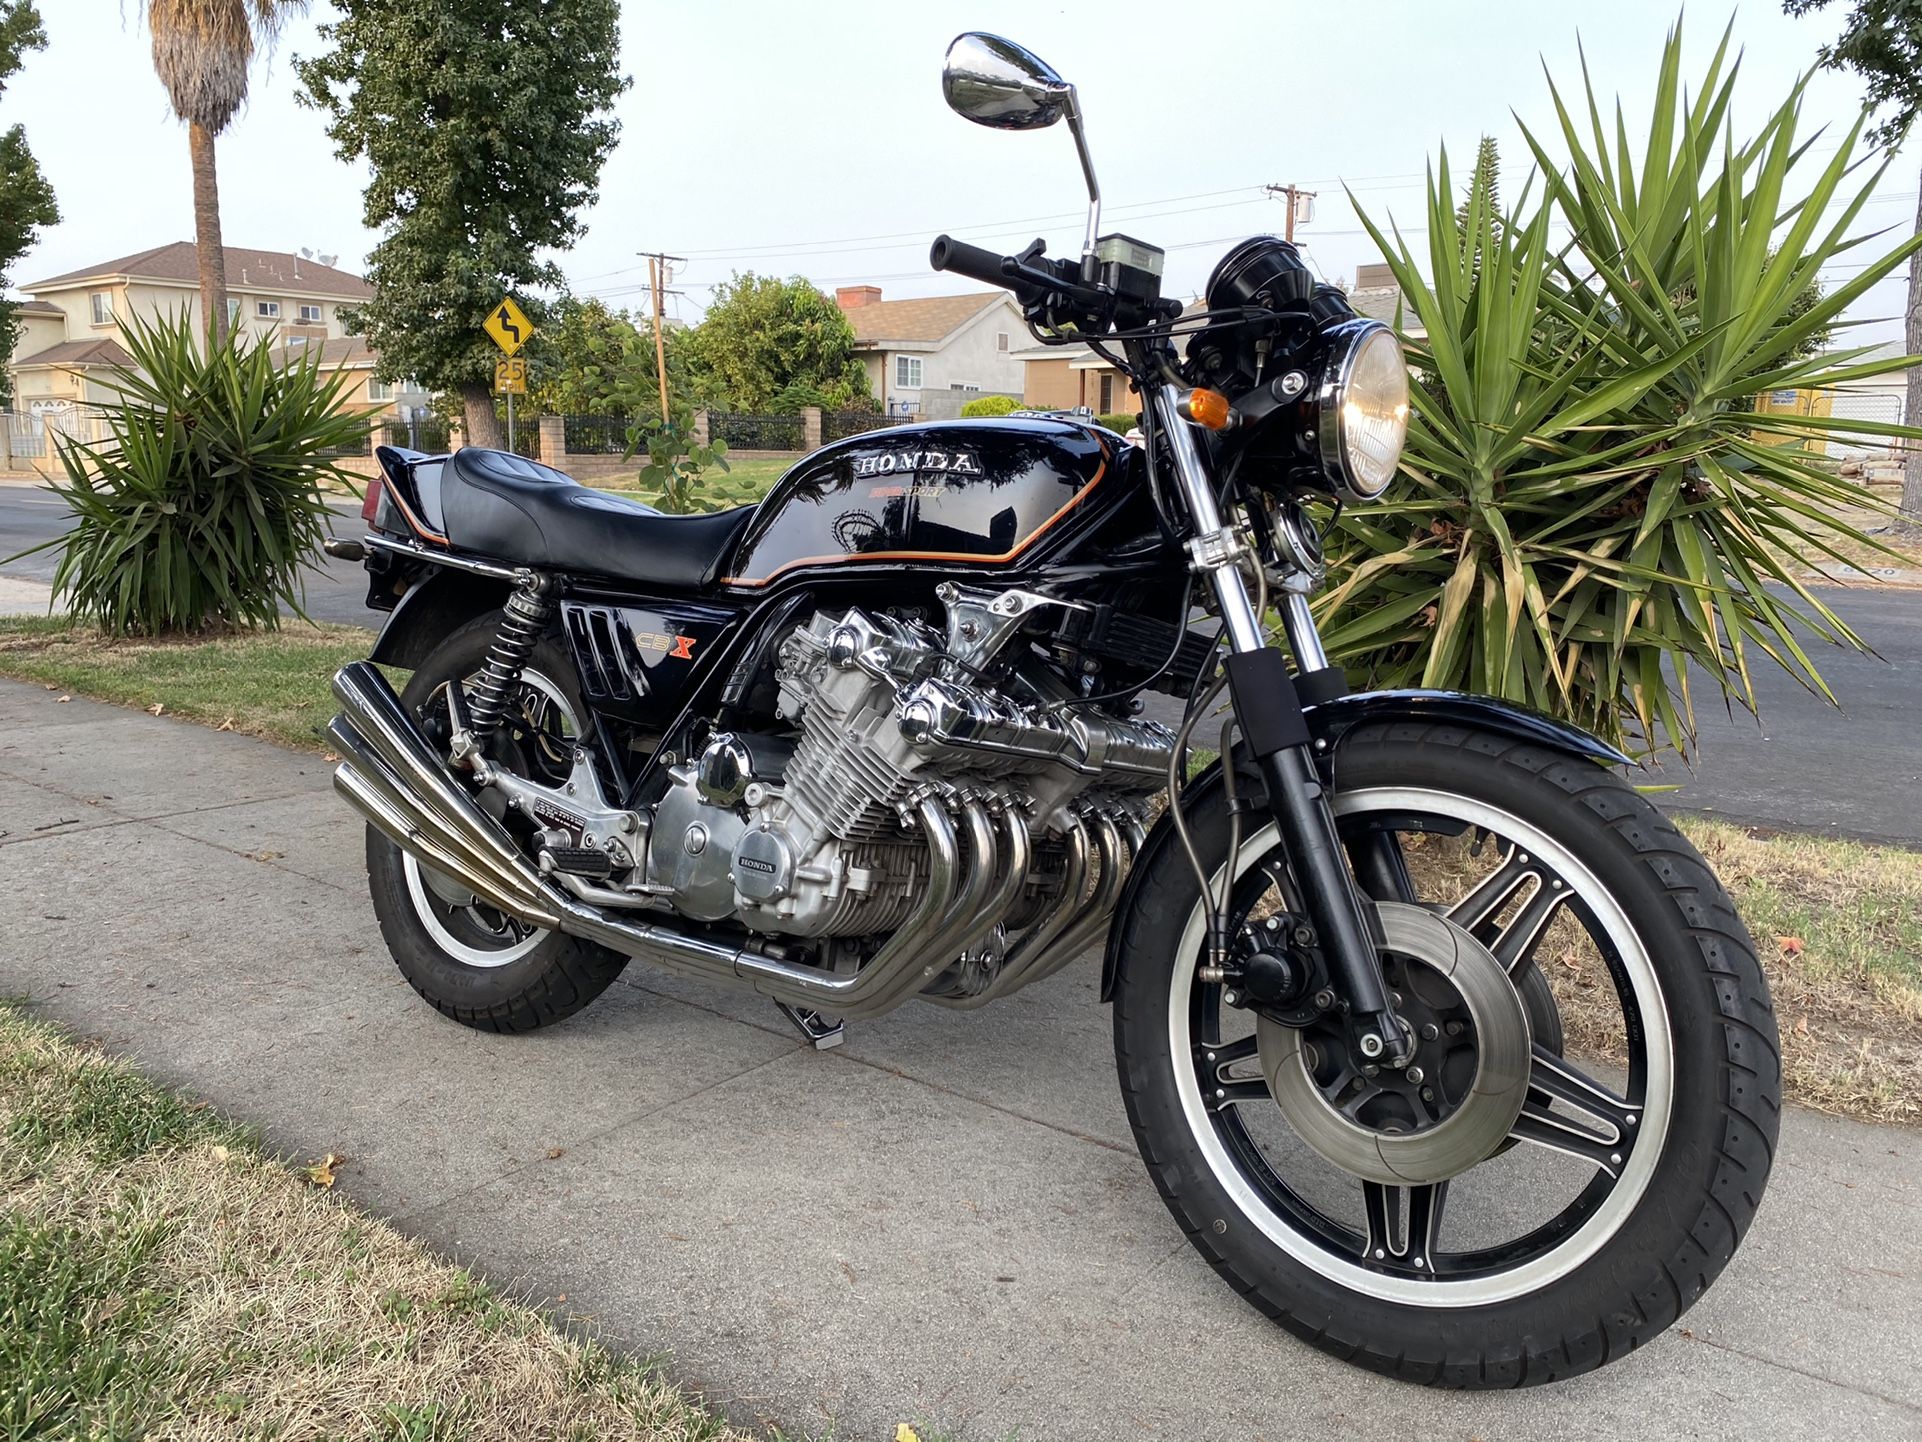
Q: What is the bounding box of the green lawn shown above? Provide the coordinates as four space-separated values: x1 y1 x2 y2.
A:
0 616 371 751
0 1004 765 1441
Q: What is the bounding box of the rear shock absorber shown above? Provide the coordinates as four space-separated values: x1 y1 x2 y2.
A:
465 577 556 746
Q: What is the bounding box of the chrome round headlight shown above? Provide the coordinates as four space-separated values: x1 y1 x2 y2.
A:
1317 320 1409 502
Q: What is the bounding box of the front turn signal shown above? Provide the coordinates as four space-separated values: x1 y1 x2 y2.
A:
1181 387 1234 430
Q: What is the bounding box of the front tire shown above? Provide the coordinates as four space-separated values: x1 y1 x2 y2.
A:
1111 722 1779 1386
365 612 628 1033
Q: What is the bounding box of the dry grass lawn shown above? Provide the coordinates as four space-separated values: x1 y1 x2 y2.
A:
0 1005 760 1441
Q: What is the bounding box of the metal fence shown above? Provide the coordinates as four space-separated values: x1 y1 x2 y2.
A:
562 414 633 455
710 411 804 451
3 410 44 460
823 410 913 443
381 417 452 454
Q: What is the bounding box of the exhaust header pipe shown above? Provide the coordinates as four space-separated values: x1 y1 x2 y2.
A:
326 662 988 1019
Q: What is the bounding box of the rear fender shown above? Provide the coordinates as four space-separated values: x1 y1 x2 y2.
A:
1097 688 1631 1002
366 566 509 670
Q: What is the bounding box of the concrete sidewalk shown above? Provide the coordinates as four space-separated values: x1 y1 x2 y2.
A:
1 677 1917 1441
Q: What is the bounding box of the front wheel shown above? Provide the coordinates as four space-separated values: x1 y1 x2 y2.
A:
1111 722 1780 1386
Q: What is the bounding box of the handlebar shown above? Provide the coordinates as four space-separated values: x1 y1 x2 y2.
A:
930 233 1183 331
928 235 1015 290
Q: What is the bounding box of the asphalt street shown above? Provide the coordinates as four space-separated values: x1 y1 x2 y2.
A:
2 480 1917 842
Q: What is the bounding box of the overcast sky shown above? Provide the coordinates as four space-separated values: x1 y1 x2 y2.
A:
6 1 1909 343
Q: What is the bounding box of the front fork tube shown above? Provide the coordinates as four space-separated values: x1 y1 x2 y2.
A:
1150 386 1407 1066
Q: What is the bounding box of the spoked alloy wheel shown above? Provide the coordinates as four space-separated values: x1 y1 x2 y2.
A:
1181 790 1670 1303
1111 724 1779 1385
399 666 579 969
365 613 627 1032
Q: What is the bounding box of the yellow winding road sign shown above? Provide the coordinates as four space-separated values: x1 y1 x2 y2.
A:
485 297 535 356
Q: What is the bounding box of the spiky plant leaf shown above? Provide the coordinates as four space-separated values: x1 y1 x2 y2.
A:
1324 17 1921 758
16 309 370 634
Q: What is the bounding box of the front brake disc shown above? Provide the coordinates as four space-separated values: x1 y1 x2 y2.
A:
1257 902 1532 1186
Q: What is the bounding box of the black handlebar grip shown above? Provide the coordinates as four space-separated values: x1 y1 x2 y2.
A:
929 234 1013 287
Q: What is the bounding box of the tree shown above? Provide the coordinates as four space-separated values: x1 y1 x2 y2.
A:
142 1 303 345
1785 0 1922 524
525 297 650 417
296 2 626 451
0 0 58 409
682 273 871 412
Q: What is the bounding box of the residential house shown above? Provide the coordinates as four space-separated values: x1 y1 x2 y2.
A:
1016 339 1140 416
835 286 1026 418
1347 262 1428 341
5 242 422 457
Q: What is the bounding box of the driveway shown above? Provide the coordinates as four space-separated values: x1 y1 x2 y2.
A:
0 679 1916 1440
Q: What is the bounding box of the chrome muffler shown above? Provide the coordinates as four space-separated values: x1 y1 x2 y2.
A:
327 662 977 1019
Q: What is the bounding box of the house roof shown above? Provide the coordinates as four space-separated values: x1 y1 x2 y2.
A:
28 242 371 300
1348 285 1426 335
272 335 374 369
9 298 61 316
844 292 1008 348
12 337 134 369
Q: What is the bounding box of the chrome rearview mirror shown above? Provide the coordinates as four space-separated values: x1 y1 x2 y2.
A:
942 33 1071 129
943 32 1102 266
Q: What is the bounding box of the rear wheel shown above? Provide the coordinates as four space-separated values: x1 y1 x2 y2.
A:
365 612 627 1033
1111 723 1780 1385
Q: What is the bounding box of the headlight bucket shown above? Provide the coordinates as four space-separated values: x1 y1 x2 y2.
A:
1315 319 1409 502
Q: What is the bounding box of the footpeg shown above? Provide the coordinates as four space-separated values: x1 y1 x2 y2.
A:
542 846 615 878
776 1002 845 1049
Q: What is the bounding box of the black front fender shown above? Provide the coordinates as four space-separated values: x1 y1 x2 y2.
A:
1097 688 1630 1002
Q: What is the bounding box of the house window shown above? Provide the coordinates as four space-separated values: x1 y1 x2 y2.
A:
256 300 281 319
226 298 241 327
367 377 393 402
949 382 979 392
89 292 114 325
1099 374 1116 411
286 336 310 352
996 332 1010 352
894 355 923 390
298 303 323 323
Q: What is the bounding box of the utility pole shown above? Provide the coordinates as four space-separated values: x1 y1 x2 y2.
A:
1264 183 1317 243
641 251 686 425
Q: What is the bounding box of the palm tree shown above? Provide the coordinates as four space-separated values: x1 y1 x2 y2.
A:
143 1 304 345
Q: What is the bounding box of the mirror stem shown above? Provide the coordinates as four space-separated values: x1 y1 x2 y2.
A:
1064 87 1102 274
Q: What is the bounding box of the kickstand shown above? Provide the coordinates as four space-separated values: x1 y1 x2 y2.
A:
775 1002 845 1050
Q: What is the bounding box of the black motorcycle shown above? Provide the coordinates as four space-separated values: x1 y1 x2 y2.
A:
327 33 1780 1386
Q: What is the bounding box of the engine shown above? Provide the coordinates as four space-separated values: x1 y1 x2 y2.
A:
642 588 1177 955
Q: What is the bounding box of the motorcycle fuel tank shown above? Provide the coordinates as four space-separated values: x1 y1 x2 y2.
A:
721 418 1116 587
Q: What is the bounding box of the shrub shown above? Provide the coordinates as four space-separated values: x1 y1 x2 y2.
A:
1325 18 1921 758
625 406 752 514
960 394 1021 418
31 311 371 635
1097 410 1138 432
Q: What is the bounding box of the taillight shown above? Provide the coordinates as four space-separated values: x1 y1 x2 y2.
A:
360 475 384 523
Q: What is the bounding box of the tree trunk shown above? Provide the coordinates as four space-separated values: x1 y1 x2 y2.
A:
461 381 504 449
189 121 227 348
1900 172 1922 527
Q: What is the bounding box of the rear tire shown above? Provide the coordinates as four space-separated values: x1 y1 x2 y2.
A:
365 612 628 1033
1111 723 1780 1386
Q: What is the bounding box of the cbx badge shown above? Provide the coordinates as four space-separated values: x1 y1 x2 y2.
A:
852 449 982 479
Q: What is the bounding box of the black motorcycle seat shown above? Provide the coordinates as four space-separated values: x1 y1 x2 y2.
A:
436 447 755 589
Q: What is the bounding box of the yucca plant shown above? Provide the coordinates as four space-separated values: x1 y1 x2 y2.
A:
1326 18 1922 757
27 309 371 634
